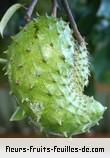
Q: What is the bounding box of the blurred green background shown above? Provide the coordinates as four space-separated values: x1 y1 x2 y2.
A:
0 0 110 137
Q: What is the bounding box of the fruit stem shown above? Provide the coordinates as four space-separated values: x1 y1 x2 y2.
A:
61 0 84 45
25 0 38 21
0 58 7 64
51 0 58 17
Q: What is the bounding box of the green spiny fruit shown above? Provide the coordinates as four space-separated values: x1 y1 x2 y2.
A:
4 16 106 137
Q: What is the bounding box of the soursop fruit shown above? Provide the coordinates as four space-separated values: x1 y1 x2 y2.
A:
4 16 106 137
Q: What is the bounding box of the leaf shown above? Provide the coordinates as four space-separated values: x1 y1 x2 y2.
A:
0 3 22 37
97 0 110 18
10 106 27 121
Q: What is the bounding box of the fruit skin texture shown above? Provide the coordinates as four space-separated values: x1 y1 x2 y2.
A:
7 16 106 137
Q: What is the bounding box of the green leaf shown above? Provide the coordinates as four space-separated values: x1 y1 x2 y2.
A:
0 3 22 37
97 0 110 18
10 106 27 121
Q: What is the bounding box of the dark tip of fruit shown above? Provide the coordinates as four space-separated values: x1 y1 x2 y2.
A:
26 48 31 52
50 43 53 47
10 36 14 40
25 98 30 102
23 27 27 32
15 41 19 45
17 64 23 68
47 92 52 96
56 69 61 74
29 85 34 90
47 25 51 29
15 80 20 85
47 90 53 96
33 18 37 22
57 32 60 36
42 58 47 63
52 78 56 83
11 36 18 44
67 45 72 49
62 27 65 31
58 89 65 97
50 74 57 83
61 82 66 86
36 72 42 77
34 25 39 34
60 54 65 61
34 34 39 39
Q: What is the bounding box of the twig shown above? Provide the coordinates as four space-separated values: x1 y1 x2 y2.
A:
61 0 84 45
25 0 38 21
51 0 58 17
0 58 7 64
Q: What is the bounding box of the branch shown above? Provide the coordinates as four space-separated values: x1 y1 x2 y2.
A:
61 0 84 45
25 0 38 21
51 0 58 17
0 58 7 64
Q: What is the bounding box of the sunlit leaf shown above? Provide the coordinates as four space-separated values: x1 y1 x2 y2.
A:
0 3 22 37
